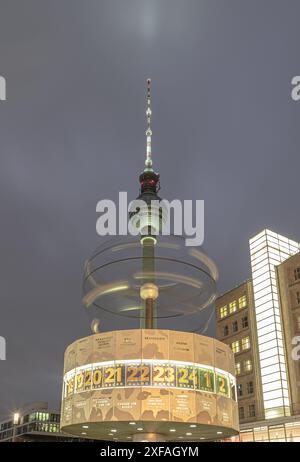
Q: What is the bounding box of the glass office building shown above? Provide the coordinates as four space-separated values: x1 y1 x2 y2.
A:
249 230 299 419
216 229 300 441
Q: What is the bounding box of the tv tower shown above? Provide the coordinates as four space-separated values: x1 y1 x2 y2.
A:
60 80 239 442
131 78 164 329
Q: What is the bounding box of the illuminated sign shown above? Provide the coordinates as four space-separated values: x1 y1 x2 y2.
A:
63 360 236 401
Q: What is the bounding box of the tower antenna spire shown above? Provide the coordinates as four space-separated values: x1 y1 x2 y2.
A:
145 78 153 170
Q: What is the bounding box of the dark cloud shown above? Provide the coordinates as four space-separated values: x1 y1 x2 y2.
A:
0 0 300 417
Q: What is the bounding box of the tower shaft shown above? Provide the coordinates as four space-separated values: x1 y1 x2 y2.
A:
141 237 156 329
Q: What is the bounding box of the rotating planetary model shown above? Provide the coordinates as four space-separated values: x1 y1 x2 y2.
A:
60 80 239 442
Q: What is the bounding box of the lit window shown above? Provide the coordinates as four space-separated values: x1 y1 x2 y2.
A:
249 404 256 417
239 295 247 309
247 381 254 394
49 423 59 433
235 363 241 375
220 305 228 319
231 341 240 354
232 321 238 333
237 384 243 397
229 301 237 314
223 325 229 337
294 267 300 281
244 359 252 373
242 336 250 350
241 316 248 329
239 407 245 420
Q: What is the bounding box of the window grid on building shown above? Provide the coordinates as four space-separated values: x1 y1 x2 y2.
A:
249 404 256 417
242 336 251 351
294 267 300 281
239 295 247 309
220 305 228 319
237 384 243 397
244 359 253 373
229 301 237 314
241 316 249 329
231 340 240 354
235 363 241 376
223 325 229 337
247 381 254 394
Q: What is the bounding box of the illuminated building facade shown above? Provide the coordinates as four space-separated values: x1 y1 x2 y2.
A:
276 251 300 416
216 280 264 424
216 229 300 441
0 402 83 442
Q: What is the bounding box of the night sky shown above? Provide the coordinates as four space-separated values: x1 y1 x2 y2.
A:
0 0 300 418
